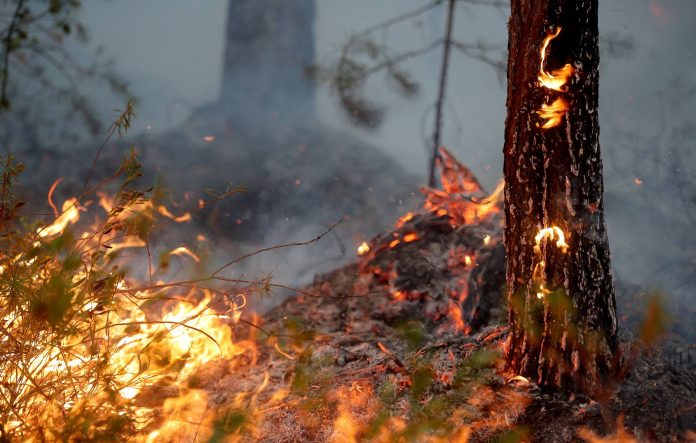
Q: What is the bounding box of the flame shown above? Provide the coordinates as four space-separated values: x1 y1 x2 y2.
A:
357 241 370 256
537 97 569 129
329 382 375 443
536 28 573 129
156 205 191 223
169 246 201 262
1 193 260 440
538 28 574 92
38 198 80 237
483 235 491 245
423 178 504 226
532 226 569 299
448 302 467 333
534 226 569 255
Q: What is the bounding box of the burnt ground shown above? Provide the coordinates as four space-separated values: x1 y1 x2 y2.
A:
14 116 695 441
175 186 696 443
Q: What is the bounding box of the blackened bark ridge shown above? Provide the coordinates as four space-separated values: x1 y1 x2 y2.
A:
503 0 619 393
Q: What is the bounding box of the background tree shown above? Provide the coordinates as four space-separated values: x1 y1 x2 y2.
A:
502 0 618 393
311 0 507 186
220 0 315 127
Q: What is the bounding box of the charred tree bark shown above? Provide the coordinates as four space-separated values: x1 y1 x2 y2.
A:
503 0 619 393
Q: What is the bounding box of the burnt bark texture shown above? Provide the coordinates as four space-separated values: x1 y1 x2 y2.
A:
503 0 619 393
221 0 315 124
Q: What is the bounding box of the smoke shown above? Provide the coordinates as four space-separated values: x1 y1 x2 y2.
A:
7 0 696 322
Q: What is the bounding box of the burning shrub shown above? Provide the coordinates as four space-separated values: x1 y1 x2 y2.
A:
0 106 267 441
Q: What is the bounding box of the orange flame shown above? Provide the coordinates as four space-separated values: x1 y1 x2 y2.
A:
38 198 80 238
537 97 569 129
533 226 569 299
538 28 574 92
2 193 262 440
534 226 569 255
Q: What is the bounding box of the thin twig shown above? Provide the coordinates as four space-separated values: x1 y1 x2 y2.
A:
429 0 457 188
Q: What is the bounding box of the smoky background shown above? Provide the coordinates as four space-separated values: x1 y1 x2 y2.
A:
1 0 694 322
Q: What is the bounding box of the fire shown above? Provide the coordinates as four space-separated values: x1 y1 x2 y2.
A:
423 174 505 226
448 302 467 333
357 241 370 255
536 28 573 129
0 190 261 440
533 226 569 299
537 97 569 129
534 226 569 255
538 28 574 92
38 198 80 237
329 381 375 443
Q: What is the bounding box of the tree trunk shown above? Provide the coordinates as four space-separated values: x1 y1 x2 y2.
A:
503 0 619 393
220 0 315 124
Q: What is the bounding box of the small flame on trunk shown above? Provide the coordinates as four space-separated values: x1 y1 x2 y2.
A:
538 28 574 92
537 97 569 129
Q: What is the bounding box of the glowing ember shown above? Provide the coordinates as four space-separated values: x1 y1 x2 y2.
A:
357 241 370 255
403 232 419 243
202 135 215 142
395 211 415 228
483 235 491 245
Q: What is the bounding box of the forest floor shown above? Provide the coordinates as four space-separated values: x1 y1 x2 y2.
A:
144 153 695 443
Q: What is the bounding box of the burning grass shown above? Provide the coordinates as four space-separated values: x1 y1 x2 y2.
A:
0 106 307 441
